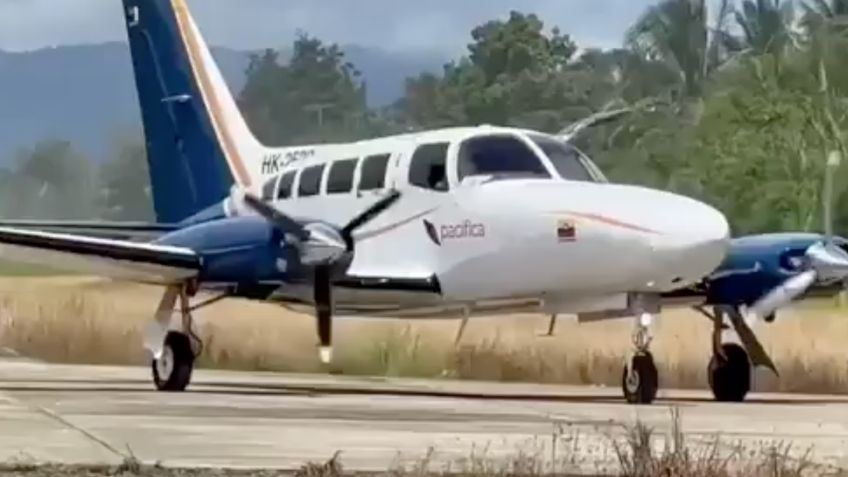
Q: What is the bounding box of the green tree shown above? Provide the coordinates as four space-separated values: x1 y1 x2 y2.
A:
97 135 154 222
6 140 98 220
802 0 848 30
733 0 796 58
625 0 737 122
399 11 581 131
238 33 375 146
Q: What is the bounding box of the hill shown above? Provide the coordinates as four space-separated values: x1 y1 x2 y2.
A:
0 42 445 163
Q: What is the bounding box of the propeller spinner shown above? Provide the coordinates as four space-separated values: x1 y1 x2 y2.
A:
241 189 402 364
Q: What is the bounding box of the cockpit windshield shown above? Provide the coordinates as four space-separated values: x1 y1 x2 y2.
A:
457 134 551 182
529 134 603 182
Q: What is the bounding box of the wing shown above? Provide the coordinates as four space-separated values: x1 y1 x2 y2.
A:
0 226 199 285
0 221 180 241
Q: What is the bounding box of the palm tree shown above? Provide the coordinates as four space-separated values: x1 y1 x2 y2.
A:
625 0 736 100
803 0 848 25
733 0 796 57
625 0 736 123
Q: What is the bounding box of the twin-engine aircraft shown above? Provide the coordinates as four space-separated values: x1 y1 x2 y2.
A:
1 0 844 405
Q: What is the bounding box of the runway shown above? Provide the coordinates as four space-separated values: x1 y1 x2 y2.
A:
1 357 848 474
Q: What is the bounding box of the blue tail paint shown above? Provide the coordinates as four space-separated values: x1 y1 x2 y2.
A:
122 0 234 223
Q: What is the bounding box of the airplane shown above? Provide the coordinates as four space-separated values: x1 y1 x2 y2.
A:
0 0 735 405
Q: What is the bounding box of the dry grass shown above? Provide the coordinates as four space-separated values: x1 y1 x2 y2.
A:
1 277 848 393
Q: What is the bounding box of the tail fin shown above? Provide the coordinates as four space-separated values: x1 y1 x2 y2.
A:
122 0 263 223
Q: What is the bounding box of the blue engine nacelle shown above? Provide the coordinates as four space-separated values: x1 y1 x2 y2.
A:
704 233 848 309
153 216 302 284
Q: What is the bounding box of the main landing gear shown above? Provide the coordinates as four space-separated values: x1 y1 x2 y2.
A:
144 282 219 392
694 305 777 403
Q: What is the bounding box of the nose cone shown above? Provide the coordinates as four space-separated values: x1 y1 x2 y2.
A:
643 190 730 290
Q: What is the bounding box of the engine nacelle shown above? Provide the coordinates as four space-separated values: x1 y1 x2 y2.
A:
154 216 301 283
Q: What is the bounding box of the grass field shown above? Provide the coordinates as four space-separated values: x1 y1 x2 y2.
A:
0 276 847 394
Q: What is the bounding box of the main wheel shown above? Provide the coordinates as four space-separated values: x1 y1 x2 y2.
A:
622 351 659 404
152 331 194 392
708 343 750 402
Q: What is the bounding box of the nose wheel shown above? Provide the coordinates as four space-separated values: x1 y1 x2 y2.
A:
621 311 659 404
622 351 659 404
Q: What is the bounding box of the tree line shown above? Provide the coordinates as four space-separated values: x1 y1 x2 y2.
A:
4 0 848 235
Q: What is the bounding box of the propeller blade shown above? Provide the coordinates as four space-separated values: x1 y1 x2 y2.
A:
750 269 818 319
341 190 401 242
314 265 333 364
242 192 310 242
824 150 841 241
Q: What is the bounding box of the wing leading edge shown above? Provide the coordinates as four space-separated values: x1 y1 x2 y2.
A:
0 227 199 285
0 221 180 241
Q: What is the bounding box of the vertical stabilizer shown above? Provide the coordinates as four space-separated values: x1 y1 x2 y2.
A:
122 0 263 223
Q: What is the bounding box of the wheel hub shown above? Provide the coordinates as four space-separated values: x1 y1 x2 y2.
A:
625 367 640 393
156 346 174 379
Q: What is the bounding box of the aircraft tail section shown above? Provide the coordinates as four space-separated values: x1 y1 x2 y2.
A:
122 0 264 223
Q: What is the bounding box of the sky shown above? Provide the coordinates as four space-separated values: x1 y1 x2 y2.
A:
0 0 669 55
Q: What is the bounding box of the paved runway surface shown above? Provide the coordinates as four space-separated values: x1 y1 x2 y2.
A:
1 357 848 474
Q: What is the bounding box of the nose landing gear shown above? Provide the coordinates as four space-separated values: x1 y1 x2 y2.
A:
622 312 659 404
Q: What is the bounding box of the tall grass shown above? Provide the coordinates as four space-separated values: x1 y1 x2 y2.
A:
1 277 848 394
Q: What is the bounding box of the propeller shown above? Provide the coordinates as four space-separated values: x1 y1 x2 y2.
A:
240 189 402 364
749 150 848 319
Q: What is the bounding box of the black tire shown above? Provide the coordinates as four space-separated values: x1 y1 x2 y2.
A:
151 331 194 392
622 352 659 404
708 343 750 402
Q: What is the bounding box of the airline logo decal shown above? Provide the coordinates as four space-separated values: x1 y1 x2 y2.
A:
424 219 486 246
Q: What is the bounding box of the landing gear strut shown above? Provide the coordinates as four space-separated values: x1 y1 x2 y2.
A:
147 283 205 392
621 312 658 404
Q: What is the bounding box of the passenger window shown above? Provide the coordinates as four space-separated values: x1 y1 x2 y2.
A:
359 154 390 191
297 164 325 197
326 159 358 194
261 177 277 200
409 143 449 191
277 170 296 199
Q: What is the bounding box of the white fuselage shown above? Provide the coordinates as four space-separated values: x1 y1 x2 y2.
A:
227 125 731 319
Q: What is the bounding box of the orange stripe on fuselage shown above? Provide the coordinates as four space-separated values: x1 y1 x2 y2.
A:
556 211 661 235
171 0 252 187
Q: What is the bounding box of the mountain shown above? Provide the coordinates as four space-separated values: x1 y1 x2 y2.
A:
0 42 446 164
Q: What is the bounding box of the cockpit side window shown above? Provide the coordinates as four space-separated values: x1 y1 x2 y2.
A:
529 135 596 182
409 143 450 191
456 135 550 182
